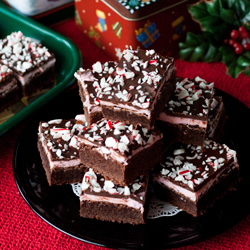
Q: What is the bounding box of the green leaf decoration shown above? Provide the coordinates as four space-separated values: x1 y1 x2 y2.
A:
179 32 222 62
179 0 250 78
219 45 250 77
189 0 239 41
225 0 250 29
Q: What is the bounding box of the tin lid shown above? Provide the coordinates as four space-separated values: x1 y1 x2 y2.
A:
101 0 192 21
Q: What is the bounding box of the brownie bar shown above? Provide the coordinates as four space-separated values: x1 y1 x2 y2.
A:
74 61 117 126
78 119 162 185
37 114 87 185
0 64 19 113
0 31 56 97
157 76 214 146
75 48 176 129
153 139 239 217
80 168 149 224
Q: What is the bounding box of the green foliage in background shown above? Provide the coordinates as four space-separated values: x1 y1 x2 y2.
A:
179 0 250 78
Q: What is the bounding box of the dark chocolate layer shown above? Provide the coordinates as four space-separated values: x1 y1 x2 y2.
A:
163 76 214 120
154 139 238 192
0 64 20 112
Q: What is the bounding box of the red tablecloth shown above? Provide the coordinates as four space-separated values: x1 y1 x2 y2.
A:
0 18 250 250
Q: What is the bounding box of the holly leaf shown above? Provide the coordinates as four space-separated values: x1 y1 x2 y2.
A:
225 0 250 28
179 32 222 62
189 0 239 41
219 45 250 77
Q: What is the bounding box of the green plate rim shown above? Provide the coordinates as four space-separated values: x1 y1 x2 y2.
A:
0 2 82 136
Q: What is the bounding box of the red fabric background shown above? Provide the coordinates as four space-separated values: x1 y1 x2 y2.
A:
0 18 250 250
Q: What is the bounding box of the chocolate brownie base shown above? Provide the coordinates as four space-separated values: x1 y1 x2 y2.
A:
20 67 55 97
157 121 206 146
207 96 227 141
80 200 145 224
84 106 103 127
0 83 20 113
154 166 239 217
102 76 176 129
37 137 85 186
0 65 20 113
79 138 162 186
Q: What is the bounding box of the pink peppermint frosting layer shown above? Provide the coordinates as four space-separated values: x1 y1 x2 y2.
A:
158 112 207 128
80 194 144 212
16 58 56 86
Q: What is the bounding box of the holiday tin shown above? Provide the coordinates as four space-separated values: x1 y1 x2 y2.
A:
75 0 199 60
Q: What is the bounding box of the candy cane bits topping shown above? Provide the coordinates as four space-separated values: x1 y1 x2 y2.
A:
158 139 237 190
81 119 161 155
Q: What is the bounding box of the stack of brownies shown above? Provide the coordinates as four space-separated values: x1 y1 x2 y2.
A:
0 31 56 113
37 48 239 224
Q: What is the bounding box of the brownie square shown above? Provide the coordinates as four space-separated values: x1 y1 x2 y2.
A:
78 118 162 186
37 114 87 186
75 48 176 129
74 61 117 126
157 76 215 146
0 64 20 113
0 31 56 97
80 168 149 224
153 139 239 217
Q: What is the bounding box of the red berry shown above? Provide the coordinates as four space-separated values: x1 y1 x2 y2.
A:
243 42 250 51
241 31 248 38
229 39 235 46
233 41 240 48
239 26 248 38
235 44 243 54
231 29 239 39
239 26 246 33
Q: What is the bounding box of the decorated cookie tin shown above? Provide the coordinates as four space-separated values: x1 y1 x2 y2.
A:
75 0 199 60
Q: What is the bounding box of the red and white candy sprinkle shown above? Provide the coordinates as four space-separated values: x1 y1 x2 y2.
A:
158 139 237 190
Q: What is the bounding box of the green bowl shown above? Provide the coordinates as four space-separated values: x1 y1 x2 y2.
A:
0 3 82 136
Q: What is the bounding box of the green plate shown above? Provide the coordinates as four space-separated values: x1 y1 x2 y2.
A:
0 3 82 136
